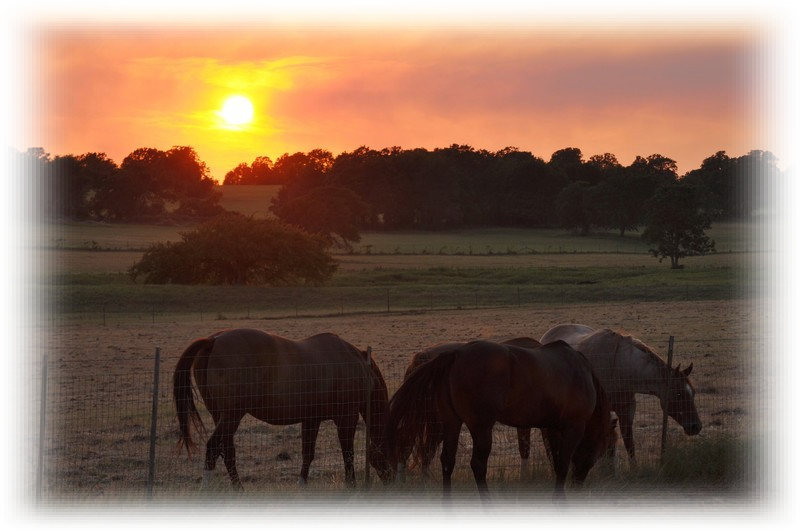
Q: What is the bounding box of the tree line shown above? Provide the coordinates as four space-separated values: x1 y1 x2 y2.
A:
262 145 778 236
23 146 224 223
20 143 779 282
23 144 778 233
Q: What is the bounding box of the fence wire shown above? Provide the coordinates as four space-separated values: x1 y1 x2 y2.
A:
51 281 753 327
32 334 757 502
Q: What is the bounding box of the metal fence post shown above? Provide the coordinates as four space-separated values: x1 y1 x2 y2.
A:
147 347 161 500
660 336 674 465
364 346 372 488
37 352 48 504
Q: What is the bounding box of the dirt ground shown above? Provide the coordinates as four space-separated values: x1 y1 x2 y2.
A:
35 298 765 503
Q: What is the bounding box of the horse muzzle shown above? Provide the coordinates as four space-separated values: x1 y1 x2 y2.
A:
683 421 702 436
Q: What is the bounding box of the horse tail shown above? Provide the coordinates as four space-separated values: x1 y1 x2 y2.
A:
174 337 212 458
573 366 617 478
386 349 459 469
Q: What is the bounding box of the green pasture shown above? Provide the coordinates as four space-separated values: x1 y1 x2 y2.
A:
0 214 800 326
37 220 763 255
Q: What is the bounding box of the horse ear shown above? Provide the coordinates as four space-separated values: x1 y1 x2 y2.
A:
611 418 619 430
682 363 693 376
675 363 682 373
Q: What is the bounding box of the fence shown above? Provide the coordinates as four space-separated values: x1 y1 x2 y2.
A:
51 281 754 328
32 332 757 503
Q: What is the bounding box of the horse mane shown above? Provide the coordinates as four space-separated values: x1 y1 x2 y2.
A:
386 349 458 469
602 328 666 364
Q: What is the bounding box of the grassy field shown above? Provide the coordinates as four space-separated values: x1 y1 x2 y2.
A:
31 185 768 322
10 434 800 531
40 298 762 503
30 187 768 506
38 219 764 255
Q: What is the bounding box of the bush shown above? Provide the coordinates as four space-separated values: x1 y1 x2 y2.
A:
129 213 337 285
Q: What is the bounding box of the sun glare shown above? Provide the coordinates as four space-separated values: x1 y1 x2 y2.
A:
219 95 255 127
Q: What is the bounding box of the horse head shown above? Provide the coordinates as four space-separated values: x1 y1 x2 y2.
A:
369 443 396 484
665 362 702 436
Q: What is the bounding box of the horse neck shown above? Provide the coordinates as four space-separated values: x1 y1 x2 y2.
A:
625 344 671 400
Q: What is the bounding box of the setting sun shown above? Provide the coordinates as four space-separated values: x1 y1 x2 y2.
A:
219 95 255 127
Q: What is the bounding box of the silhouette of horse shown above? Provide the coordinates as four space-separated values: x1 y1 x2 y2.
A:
386 340 617 502
540 323 702 464
174 328 393 489
398 337 542 479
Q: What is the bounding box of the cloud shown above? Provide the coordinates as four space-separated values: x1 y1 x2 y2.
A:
26 26 763 177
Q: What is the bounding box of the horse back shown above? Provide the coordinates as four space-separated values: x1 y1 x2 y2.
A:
200 329 372 422
451 341 597 429
539 323 595 345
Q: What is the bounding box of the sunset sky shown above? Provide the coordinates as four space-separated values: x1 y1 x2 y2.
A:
14 9 776 183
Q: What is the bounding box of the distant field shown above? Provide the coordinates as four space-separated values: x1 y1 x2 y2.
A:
216 184 281 218
37 220 764 256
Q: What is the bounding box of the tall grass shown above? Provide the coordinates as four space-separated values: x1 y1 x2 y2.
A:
0 433 800 530
658 434 752 487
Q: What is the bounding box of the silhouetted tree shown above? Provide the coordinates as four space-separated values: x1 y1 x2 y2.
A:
641 183 715 269
681 149 779 220
556 181 596 235
44 154 82 219
93 146 221 221
223 156 277 184
271 186 368 250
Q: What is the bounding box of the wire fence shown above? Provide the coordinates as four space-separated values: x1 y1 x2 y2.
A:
51 282 755 328
32 333 758 503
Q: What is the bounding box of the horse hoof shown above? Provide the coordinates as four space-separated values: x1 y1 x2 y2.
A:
298 477 307 487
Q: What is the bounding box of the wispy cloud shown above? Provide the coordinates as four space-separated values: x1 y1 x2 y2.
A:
27 26 764 179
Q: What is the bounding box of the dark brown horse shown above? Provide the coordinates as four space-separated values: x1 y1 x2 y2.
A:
174 328 393 489
540 324 702 464
386 340 617 502
398 337 542 479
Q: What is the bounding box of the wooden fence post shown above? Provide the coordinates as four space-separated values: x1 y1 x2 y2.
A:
37 352 48 504
147 347 161 500
660 336 675 465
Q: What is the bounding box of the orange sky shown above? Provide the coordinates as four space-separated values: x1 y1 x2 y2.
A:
23 23 766 182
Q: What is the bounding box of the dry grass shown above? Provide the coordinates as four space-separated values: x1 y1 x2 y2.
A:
35 298 764 506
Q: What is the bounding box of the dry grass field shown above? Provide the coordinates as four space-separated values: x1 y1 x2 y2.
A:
28 208 772 512
35 297 764 507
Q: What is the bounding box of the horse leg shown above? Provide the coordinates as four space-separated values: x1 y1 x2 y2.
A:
203 430 222 489
545 425 583 503
205 412 244 490
439 416 462 505
540 428 554 467
517 428 532 481
613 397 637 467
335 414 359 488
468 423 494 505
299 419 321 486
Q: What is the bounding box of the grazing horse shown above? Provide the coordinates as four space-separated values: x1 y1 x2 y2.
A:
174 328 394 489
398 337 542 478
540 323 702 464
387 340 617 502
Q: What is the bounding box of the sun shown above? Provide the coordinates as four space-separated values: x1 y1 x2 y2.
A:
219 95 254 127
